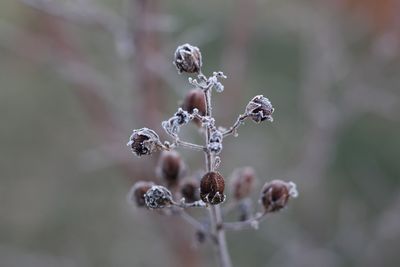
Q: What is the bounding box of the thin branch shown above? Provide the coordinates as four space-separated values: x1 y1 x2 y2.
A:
171 199 207 209
175 140 207 152
222 114 249 137
202 74 232 267
223 211 267 231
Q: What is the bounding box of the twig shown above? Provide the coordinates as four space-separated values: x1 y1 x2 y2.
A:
172 199 207 209
174 140 207 152
223 212 267 231
222 114 248 137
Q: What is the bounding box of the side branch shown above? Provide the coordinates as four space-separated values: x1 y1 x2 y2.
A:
222 114 249 137
223 211 267 231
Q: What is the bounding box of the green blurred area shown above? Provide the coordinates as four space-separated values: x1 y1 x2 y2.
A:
1 0 400 267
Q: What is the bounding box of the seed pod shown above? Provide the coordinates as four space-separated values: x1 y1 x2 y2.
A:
144 185 173 209
127 181 155 207
260 180 298 212
157 150 185 188
229 167 257 201
245 95 274 123
173 43 202 74
127 128 161 157
200 171 226 205
182 89 206 115
181 89 206 126
180 178 200 203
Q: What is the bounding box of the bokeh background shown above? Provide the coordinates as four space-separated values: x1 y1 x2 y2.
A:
1 0 400 266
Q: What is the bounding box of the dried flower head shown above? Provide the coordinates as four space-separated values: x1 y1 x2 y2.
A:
229 167 257 201
245 95 274 123
200 171 226 205
260 180 298 212
180 178 200 203
173 43 202 74
127 181 155 207
157 150 185 188
144 185 173 209
127 128 161 157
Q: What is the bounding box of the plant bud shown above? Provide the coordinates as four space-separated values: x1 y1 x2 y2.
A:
180 178 200 203
229 167 257 201
127 128 161 157
207 130 223 154
173 43 202 74
200 171 226 205
127 181 155 207
156 150 185 188
144 185 173 209
182 89 206 115
181 89 206 126
260 180 298 212
245 95 274 123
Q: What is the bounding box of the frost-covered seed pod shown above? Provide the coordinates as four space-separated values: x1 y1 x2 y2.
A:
157 150 185 188
127 128 161 157
144 185 173 209
173 43 202 74
229 167 257 201
245 95 274 123
260 180 298 212
200 171 226 205
127 181 155 207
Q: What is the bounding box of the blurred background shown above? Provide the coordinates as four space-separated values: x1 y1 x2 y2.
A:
1 0 400 266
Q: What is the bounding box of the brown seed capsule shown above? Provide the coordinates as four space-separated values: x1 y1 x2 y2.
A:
173 43 202 74
229 167 257 201
127 128 161 157
156 150 185 188
181 89 206 126
127 181 155 207
245 95 274 123
182 89 206 115
180 178 200 203
144 185 173 209
200 171 226 205
260 180 298 212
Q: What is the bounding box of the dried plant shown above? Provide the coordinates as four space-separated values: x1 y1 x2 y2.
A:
127 44 298 267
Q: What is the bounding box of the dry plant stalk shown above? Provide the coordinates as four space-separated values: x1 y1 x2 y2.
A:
127 44 298 267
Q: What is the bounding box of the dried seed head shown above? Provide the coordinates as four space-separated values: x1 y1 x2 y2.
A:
200 171 226 205
260 180 298 212
245 95 274 123
180 178 200 203
127 181 155 207
207 130 223 155
144 185 173 209
127 128 161 157
156 150 185 188
181 89 206 126
182 89 206 115
229 167 257 201
173 43 202 74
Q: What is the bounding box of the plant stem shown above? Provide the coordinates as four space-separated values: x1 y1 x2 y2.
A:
203 85 233 267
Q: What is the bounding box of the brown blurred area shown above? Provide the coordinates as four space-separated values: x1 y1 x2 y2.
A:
1 0 399 267
339 0 399 32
